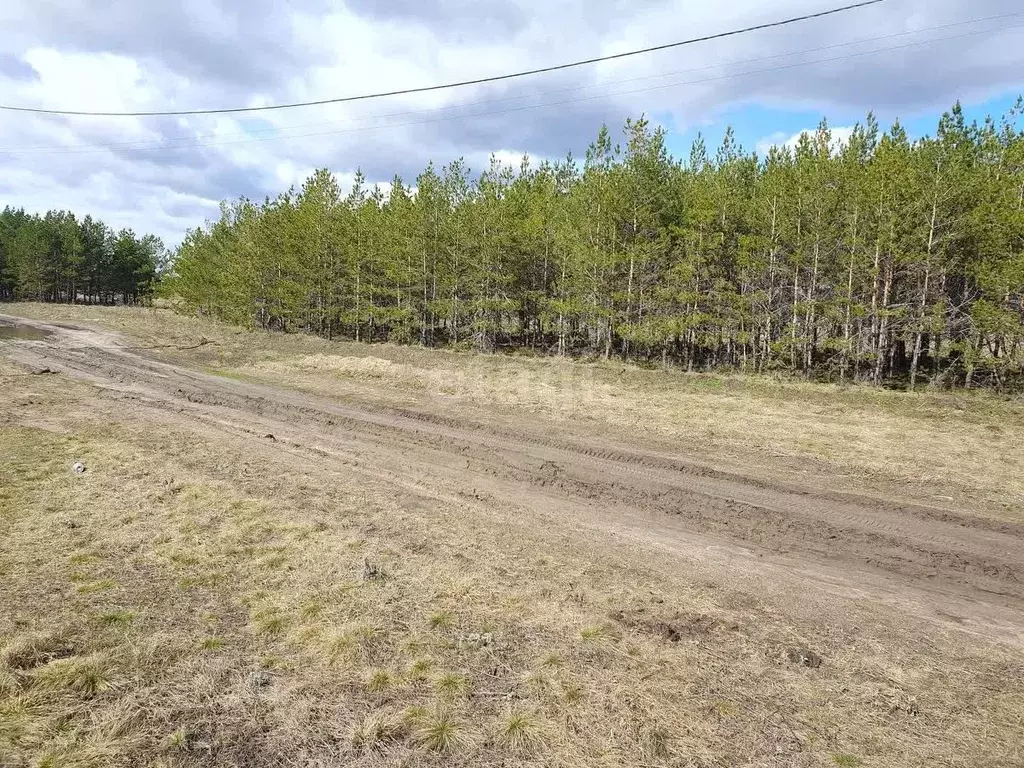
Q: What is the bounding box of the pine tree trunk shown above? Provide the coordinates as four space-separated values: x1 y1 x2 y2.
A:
804 238 820 378
791 265 800 371
873 260 893 386
624 249 635 359
557 247 566 356
841 208 859 382
763 196 778 373
909 261 931 391
910 197 939 391
421 248 428 345
355 239 361 343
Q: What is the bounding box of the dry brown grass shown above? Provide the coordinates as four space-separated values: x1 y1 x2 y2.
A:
4 302 1021 514
2 306 1024 766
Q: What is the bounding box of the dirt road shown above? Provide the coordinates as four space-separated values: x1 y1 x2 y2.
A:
3 312 1023 649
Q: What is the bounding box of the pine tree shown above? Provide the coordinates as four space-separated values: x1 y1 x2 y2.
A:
160 101 1024 391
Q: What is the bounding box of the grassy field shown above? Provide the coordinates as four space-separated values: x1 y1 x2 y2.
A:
2 303 1023 767
7 303 1023 512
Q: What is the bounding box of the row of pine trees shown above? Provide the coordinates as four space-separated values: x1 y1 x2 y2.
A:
166 102 1021 390
0 208 164 305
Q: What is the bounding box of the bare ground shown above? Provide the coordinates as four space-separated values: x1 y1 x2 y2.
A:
1 307 1023 767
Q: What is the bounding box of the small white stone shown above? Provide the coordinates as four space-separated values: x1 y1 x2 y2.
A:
72 462 86 474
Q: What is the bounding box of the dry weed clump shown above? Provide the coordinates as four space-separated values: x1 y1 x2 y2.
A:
365 668 393 693
351 707 409 753
412 708 470 753
0 632 74 672
495 709 548 754
31 653 115 696
434 671 471 699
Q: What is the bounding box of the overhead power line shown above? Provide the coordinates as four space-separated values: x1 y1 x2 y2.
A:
2 19 1012 159
5 11 1015 156
0 0 885 118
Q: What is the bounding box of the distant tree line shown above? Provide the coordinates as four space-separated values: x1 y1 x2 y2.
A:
0 207 164 305
167 101 1024 390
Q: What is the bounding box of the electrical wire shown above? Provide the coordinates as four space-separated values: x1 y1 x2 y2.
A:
6 11 1018 155
5 20 1016 158
0 0 885 118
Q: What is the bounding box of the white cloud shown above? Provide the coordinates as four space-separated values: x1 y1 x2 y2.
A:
755 125 856 157
490 149 531 168
1 1 1021 245
272 160 316 191
22 48 151 113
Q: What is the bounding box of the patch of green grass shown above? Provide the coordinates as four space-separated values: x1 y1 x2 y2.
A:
435 672 470 697
324 632 356 662
168 728 189 750
831 754 862 767
561 682 585 706
0 696 44 743
414 710 467 753
497 711 545 753
408 658 433 682
178 571 226 589
366 669 393 693
713 700 737 718
31 654 113 696
256 616 286 635
251 607 287 636
97 609 135 628
199 637 224 651
76 579 117 594
580 625 608 641
699 376 726 390
428 610 454 629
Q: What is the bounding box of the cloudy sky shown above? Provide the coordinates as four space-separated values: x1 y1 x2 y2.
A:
1 0 1022 246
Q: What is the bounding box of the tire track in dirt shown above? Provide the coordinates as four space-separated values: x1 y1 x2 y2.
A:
5 316 1024 617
